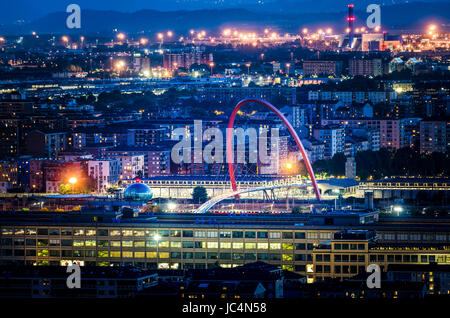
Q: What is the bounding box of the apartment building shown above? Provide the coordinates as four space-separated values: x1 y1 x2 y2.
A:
349 59 383 77
313 125 345 159
419 120 448 154
87 159 120 192
302 61 343 77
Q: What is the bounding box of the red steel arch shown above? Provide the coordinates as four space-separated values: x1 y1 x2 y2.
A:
226 98 322 201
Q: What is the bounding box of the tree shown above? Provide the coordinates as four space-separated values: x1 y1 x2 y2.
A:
59 184 71 194
192 186 208 204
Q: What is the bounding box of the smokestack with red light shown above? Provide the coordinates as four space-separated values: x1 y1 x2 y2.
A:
347 4 355 48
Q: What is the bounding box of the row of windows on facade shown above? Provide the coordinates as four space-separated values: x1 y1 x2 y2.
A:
2 228 449 242
18 261 299 271
0 238 314 250
1 249 305 261
1 228 328 239
316 253 449 264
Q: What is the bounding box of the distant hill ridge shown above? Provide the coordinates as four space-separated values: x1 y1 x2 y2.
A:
1 2 449 35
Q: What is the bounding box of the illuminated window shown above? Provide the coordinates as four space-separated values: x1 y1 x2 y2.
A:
26 228 37 235
135 252 145 258
159 241 170 248
220 242 231 249
220 231 231 238
146 252 157 258
207 231 218 238
282 243 293 250
122 230 133 236
110 251 121 258
38 249 48 257
270 243 281 250
98 250 109 258
171 242 181 248
232 242 244 249
73 240 84 247
282 265 294 271
207 242 218 249
122 240 133 247
74 229 84 236
269 232 281 239
123 251 133 258
134 241 145 248
85 230 96 236
194 231 206 238
245 242 257 249
257 243 269 250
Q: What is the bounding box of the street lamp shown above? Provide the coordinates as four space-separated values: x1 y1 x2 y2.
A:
68 177 77 193
62 35 69 47
139 38 148 46
167 202 177 211
115 60 125 75
245 62 251 75
393 205 403 216
209 61 215 76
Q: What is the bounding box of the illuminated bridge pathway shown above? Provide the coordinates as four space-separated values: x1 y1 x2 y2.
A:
196 183 310 213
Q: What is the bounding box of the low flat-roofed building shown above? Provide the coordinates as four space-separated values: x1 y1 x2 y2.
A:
0 211 449 279
312 229 450 282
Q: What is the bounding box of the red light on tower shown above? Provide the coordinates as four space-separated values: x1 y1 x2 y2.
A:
347 4 355 48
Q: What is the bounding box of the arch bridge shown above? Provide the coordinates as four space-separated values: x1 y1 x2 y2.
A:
196 98 322 213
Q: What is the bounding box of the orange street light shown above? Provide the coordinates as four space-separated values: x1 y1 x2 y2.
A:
68 177 77 185
245 62 251 74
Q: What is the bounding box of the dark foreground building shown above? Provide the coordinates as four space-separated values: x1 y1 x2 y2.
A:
0 209 449 282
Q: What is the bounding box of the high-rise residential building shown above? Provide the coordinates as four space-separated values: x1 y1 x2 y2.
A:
420 120 448 154
291 104 311 128
87 159 120 193
113 154 145 180
127 127 165 147
303 60 343 77
366 120 401 150
105 146 171 178
259 135 288 174
349 59 383 77
163 52 212 70
24 130 67 159
313 125 345 159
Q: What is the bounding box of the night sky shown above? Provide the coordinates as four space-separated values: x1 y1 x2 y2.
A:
1 0 448 23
